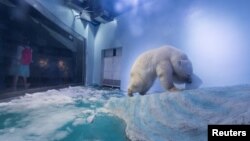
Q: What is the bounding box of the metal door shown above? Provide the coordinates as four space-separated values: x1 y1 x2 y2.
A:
102 48 122 87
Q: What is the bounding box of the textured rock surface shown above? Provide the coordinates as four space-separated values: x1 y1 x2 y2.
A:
105 85 250 141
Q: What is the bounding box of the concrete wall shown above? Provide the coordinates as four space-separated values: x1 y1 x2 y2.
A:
89 0 250 92
85 24 95 85
93 21 118 85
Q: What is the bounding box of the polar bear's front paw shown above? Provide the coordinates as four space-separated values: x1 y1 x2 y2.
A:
128 89 133 97
128 93 133 97
139 92 146 95
169 87 180 92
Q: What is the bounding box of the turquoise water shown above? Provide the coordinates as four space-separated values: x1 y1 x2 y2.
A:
61 115 128 141
0 87 129 141
0 110 128 141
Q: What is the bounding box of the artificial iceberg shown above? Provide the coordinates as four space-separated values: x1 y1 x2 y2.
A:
105 85 250 141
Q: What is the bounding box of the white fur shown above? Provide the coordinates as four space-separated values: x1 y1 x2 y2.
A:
128 45 193 96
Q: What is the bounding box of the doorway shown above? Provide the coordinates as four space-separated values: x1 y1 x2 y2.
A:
102 48 122 88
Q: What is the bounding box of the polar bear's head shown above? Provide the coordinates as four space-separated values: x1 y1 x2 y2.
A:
174 59 193 83
127 73 143 96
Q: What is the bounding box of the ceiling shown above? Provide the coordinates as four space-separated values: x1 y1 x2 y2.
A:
65 0 134 25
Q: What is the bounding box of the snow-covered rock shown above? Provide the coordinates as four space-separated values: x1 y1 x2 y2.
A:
105 85 250 141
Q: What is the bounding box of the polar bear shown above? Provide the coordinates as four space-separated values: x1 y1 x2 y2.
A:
128 45 193 96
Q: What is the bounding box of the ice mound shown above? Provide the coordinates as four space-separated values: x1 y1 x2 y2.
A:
105 85 250 141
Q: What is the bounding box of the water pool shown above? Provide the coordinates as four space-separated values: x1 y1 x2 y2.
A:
0 85 250 141
0 87 129 141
